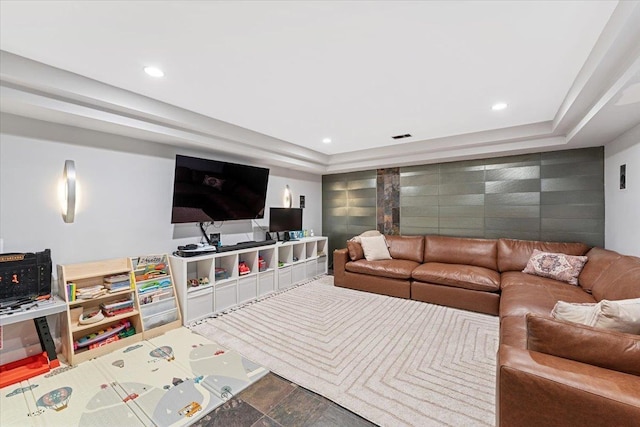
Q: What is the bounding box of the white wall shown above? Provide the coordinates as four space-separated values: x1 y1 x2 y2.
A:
0 114 322 362
0 115 323 270
604 124 640 256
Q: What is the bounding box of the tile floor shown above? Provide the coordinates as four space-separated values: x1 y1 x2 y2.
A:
191 372 377 427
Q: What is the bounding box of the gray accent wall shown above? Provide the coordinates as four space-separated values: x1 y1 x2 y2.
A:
323 171 377 258
323 147 604 258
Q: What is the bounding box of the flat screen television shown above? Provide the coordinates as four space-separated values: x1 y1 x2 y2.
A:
171 155 269 223
269 208 303 232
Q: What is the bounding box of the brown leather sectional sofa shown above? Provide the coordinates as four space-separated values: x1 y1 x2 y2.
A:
333 235 640 426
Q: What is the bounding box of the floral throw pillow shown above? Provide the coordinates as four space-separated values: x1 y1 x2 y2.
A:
522 249 588 285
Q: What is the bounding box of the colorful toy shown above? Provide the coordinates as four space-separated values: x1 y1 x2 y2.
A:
179 402 202 418
238 261 250 275
214 268 228 280
74 320 132 349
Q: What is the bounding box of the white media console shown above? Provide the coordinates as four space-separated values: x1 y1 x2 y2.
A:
169 236 328 325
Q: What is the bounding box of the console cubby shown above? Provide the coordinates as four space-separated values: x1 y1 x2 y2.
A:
278 245 293 267
306 241 317 259
238 250 258 278
292 243 306 264
169 237 327 326
215 253 238 285
259 248 276 272
186 257 214 291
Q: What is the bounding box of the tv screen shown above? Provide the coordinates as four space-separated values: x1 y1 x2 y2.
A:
269 208 303 232
171 155 269 223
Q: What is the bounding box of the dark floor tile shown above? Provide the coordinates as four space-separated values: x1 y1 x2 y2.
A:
192 397 263 427
267 387 328 427
238 373 297 414
308 403 378 427
251 415 283 427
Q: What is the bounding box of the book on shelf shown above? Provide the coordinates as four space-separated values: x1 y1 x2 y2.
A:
100 298 134 317
76 285 108 299
102 306 134 317
66 282 77 302
104 274 131 291
104 274 130 284
101 298 133 310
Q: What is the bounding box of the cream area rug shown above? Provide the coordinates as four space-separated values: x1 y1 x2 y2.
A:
191 276 499 427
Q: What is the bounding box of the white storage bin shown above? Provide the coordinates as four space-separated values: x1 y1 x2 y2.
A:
143 308 179 330
238 276 257 303
141 297 176 318
278 266 292 289
317 256 327 275
259 271 275 296
215 283 237 312
186 287 213 323
292 263 305 284
305 259 317 279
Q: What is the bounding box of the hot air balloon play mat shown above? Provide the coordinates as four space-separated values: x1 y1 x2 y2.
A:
1 327 268 426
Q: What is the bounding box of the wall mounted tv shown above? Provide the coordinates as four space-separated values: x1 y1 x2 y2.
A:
269 208 303 232
171 154 270 223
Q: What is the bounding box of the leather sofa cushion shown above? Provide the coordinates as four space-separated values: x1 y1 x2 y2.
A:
501 271 581 290
590 255 640 302
424 235 498 271
345 259 420 280
497 238 589 272
578 247 622 293
497 346 640 427
500 280 596 318
500 315 527 348
412 262 500 292
526 314 640 376
385 235 424 263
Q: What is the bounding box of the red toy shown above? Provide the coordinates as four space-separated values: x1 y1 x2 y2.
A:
238 261 250 275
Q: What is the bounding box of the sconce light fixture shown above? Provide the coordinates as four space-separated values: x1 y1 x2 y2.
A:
62 160 76 223
283 185 292 208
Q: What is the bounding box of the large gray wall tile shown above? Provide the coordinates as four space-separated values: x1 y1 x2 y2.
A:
322 147 604 261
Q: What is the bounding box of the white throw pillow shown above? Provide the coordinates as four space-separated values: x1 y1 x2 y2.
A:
359 235 392 261
351 230 382 244
551 301 599 324
551 298 640 334
589 298 640 334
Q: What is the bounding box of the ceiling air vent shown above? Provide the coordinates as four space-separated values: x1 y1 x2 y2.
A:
392 133 412 140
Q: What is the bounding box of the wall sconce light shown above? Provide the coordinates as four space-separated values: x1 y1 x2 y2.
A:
62 160 76 223
283 185 292 208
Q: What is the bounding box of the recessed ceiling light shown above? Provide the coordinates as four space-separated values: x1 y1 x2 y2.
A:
322 138 332 144
144 66 164 78
491 102 508 111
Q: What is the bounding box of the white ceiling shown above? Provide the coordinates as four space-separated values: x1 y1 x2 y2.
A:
1 1 639 173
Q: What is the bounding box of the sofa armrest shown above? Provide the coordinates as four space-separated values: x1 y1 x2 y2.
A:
333 248 349 286
498 345 640 427
526 314 640 376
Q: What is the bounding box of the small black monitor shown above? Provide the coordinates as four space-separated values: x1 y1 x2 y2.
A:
269 208 303 233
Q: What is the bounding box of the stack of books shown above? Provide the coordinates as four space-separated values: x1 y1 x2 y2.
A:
104 274 131 292
100 298 134 317
76 285 107 300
